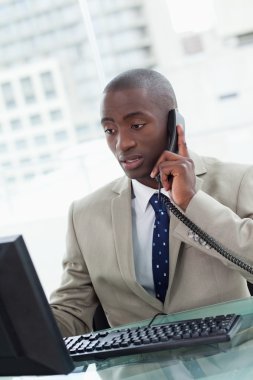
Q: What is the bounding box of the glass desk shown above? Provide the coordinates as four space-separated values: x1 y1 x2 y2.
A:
3 296 253 380
74 297 253 380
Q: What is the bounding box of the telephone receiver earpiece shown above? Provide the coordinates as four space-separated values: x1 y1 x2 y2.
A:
166 109 185 153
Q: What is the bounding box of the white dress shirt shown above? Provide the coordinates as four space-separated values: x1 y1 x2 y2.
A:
131 179 169 297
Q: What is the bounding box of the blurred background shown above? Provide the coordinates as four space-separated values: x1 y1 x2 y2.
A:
0 0 253 297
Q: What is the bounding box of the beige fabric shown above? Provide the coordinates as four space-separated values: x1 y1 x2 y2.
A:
50 152 253 337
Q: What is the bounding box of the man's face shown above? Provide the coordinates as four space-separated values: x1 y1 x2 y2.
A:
101 87 168 188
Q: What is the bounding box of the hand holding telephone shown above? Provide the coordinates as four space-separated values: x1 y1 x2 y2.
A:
156 110 253 275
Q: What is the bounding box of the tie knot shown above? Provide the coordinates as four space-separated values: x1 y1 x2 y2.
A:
149 193 168 214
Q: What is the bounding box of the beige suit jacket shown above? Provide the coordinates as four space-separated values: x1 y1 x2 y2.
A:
50 152 253 337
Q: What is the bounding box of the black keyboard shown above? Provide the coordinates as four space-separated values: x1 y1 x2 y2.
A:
64 313 241 361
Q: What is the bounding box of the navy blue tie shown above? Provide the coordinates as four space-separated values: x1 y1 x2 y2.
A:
149 193 169 303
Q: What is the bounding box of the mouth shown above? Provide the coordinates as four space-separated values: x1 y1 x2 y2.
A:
119 154 144 171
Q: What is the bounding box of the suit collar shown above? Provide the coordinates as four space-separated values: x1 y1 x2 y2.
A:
112 175 130 195
111 178 163 310
190 150 207 176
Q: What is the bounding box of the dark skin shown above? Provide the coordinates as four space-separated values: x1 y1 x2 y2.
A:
101 88 196 210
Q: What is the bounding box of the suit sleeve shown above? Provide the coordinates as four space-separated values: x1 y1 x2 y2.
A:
50 202 99 337
174 165 253 282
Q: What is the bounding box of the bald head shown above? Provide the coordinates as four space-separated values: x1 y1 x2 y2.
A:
103 68 177 110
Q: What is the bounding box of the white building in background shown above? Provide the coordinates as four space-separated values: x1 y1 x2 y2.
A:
144 0 253 162
1 0 253 187
0 0 158 187
0 60 76 188
0 0 157 122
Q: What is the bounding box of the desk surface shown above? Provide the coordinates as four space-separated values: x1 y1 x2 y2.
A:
5 297 253 379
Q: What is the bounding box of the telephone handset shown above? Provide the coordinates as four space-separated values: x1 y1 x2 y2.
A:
157 110 253 275
166 109 185 153
160 109 182 183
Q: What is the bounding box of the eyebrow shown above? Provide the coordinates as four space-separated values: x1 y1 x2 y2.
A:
101 111 147 125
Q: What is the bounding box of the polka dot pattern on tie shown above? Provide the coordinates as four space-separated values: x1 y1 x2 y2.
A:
149 193 170 303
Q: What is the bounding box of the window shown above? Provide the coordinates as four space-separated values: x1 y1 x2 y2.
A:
30 114 42 126
6 176 16 184
0 143 8 153
10 118 22 131
34 135 47 146
39 153 51 161
19 158 31 166
40 71 56 98
1 82 16 108
23 172 35 181
111 28 147 49
218 92 239 101
15 139 27 150
20 77 36 103
238 31 253 46
42 168 53 175
1 161 12 168
49 109 63 121
38 31 56 51
75 124 88 140
54 130 68 141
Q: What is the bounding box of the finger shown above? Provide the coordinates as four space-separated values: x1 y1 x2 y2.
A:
150 163 160 178
150 150 176 178
160 171 172 191
150 151 168 178
177 124 189 158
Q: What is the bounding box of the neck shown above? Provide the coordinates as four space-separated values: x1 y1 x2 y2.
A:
136 177 159 189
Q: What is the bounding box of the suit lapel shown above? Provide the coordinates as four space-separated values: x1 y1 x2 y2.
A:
111 178 135 285
111 177 163 309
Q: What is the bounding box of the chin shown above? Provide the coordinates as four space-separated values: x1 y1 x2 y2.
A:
127 172 156 186
123 168 147 179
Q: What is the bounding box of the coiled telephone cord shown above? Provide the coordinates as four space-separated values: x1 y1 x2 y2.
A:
161 195 253 275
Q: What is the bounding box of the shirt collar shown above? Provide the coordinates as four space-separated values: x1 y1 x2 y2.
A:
131 179 168 213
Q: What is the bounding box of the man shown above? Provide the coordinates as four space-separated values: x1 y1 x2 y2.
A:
50 68 253 337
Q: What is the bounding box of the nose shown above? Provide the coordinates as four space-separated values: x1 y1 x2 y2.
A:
116 128 136 152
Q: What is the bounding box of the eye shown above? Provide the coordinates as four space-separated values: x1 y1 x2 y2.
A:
104 128 115 135
131 123 145 130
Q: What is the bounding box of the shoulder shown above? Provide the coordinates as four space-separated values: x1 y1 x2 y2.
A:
191 150 253 181
190 151 253 209
203 157 253 189
71 176 130 215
